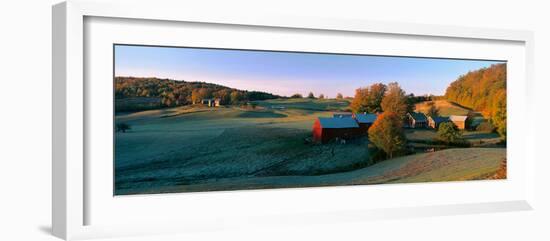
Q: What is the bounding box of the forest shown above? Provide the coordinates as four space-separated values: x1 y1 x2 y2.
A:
445 63 506 137
115 77 281 111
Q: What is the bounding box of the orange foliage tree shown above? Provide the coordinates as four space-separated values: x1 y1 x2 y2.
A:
350 83 387 113
381 82 410 117
368 112 406 159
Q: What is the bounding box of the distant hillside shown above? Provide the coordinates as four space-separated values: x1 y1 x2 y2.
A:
415 100 471 116
115 77 281 112
444 63 506 118
444 63 506 137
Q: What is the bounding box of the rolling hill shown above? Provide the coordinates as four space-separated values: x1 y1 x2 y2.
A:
415 100 472 116
115 76 282 112
124 148 505 194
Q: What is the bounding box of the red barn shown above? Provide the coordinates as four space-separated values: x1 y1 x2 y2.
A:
312 117 360 143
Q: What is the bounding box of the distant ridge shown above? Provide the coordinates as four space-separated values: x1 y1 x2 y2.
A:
115 76 282 111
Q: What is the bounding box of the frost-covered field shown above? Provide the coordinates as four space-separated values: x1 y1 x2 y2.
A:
114 98 504 195
115 98 372 195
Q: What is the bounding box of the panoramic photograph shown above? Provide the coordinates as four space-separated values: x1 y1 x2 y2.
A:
113 44 507 195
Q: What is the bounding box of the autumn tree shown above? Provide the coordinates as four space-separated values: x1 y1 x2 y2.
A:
437 122 463 143
370 83 388 109
161 92 176 107
381 82 409 117
230 90 243 104
199 88 211 99
492 90 506 138
176 94 188 105
191 89 204 104
140 88 150 97
191 88 211 104
307 92 315 99
350 83 387 113
215 89 232 105
336 93 344 99
368 112 406 159
318 94 325 99
350 88 369 113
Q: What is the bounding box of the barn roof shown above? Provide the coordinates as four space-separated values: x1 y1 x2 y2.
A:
318 117 359 129
355 113 377 124
449 115 468 122
409 112 427 121
429 116 449 124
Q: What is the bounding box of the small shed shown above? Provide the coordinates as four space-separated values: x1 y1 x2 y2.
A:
427 116 450 129
406 112 428 128
354 113 378 133
312 117 360 143
449 115 468 129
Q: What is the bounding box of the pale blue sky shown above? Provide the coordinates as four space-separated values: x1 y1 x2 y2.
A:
114 45 504 98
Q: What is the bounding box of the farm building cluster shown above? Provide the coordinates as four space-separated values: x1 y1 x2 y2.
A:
312 111 472 144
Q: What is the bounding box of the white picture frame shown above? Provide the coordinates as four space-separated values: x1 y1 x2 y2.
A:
52 1 536 240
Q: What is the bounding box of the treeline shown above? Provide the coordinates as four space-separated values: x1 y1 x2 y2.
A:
445 63 506 137
349 83 443 114
115 77 281 108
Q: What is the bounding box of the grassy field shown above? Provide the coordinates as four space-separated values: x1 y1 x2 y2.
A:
357 148 505 183
115 98 505 195
115 98 368 194
135 148 505 194
115 97 162 112
415 100 471 116
405 128 503 147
